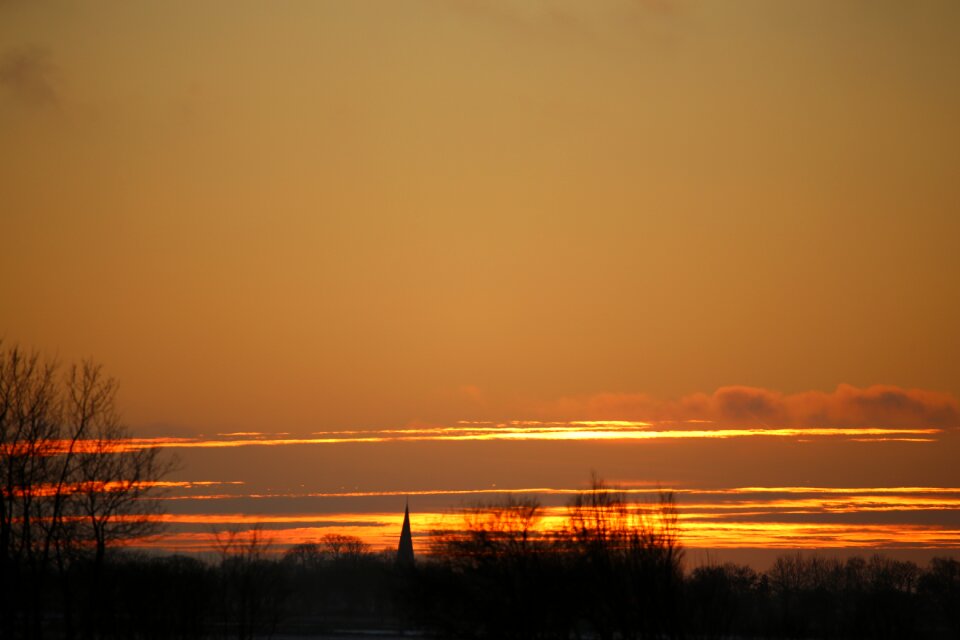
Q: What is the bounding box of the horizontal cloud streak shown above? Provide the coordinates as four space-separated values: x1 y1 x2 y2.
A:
79 424 941 452
129 485 960 554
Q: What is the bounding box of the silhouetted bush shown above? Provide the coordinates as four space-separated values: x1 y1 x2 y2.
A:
415 476 685 639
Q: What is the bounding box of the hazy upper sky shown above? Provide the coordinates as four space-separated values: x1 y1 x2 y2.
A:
3 0 959 435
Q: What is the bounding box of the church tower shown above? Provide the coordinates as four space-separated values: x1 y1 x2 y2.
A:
397 500 415 566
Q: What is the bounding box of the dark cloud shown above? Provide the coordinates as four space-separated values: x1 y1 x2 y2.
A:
713 387 782 421
548 384 960 429
0 45 59 108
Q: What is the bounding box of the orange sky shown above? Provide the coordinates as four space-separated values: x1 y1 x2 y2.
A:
2 1 959 563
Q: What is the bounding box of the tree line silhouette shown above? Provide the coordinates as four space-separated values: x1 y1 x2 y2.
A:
9 487 955 640
2 345 959 638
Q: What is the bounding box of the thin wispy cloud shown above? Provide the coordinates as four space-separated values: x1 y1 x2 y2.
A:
129 484 960 554
0 45 59 108
80 423 941 453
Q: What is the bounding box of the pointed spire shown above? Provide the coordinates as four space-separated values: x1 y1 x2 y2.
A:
397 499 415 566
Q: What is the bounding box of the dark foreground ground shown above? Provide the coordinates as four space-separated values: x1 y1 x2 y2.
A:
6 546 959 639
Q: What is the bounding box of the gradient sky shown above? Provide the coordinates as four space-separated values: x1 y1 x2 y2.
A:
2 1 959 564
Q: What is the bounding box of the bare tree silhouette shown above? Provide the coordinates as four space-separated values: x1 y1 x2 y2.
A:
0 343 172 639
564 474 684 640
420 474 685 639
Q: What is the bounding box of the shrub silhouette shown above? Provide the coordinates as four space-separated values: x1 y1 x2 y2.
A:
419 475 684 639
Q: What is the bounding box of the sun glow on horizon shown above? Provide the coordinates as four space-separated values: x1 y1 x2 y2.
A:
124 484 960 556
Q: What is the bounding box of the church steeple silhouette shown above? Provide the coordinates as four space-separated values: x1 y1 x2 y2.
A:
397 499 415 566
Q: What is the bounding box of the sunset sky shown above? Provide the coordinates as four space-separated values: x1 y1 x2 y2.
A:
2 1 959 565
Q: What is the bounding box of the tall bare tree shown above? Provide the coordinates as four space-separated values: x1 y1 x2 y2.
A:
0 343 172 639
0 345 62 638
